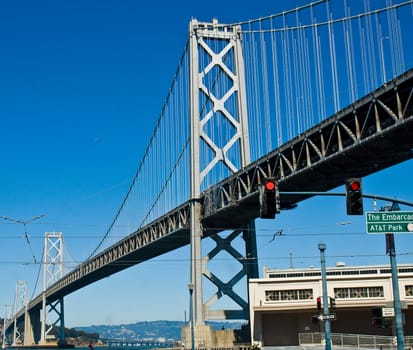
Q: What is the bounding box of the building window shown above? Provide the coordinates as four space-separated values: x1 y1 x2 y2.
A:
399 268 413 273
334 286 384 299
304 272 321 277
369 287 385 297
326 271 341 276
360 269 378 275
406 285 413 297
265 288 313 301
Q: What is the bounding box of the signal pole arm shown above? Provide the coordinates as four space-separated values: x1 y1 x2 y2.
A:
279 192 413 207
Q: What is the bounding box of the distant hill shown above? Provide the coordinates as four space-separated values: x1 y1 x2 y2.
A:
76 320 246 342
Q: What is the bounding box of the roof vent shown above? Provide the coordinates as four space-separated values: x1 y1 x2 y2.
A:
336 261 346 267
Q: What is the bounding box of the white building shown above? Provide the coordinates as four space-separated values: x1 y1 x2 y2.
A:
249 263 413 347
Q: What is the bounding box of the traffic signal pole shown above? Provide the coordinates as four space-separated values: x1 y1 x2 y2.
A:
383 203 405 350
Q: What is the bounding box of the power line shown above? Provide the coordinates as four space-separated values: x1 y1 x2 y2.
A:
0 214 45 263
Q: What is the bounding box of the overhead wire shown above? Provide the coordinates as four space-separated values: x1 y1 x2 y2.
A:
1 251 412 266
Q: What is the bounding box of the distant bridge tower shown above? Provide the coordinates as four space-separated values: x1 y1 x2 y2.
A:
2 304 13 346
189 18 258 329
40 232 65 345
12 280 27 346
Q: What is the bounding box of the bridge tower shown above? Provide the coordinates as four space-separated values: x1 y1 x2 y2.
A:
189 17 258 334
12 280 27 346
2 304 13 346
39 232 65 345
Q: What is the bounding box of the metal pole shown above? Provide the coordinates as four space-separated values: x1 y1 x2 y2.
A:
386 232 405 350
188 283 195 350
318 243 331 350
383 203 404 350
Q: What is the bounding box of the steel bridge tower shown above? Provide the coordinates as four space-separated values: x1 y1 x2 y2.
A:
12 280 27 346
189 18 259 334
39 232 65 345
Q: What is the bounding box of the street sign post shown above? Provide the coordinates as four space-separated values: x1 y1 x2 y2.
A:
366 211 413 233
317 313 336 321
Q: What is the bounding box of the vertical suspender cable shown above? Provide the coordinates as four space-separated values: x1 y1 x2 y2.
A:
293 9 301 134
259 20 272 153
303 19 313 131
366 0 379 91
250 21 263 157
311 5 325 123
387 0 397 79
326 1 340 113
270 17 283 147
243 23 255 158
343 0 356 104
375 14 386 86
358 16 368 100
282 13 293 141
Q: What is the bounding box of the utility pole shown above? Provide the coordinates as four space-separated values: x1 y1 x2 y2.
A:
382 202 405 350
318 243 331 350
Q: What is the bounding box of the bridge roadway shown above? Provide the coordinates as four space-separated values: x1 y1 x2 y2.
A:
18 68 413 321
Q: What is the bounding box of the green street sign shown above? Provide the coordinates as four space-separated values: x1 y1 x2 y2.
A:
366 211 413 234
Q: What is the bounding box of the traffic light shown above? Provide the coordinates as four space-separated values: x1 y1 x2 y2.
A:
259 177 280 219
316 297 322 311
329 297 336 311
345 178 363 215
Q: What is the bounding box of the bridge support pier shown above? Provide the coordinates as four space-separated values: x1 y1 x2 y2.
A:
24 308 40 346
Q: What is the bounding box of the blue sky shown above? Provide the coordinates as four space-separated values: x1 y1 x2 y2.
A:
0 0 412 328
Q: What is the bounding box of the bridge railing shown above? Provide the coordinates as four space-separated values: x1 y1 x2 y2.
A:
300 332 413 349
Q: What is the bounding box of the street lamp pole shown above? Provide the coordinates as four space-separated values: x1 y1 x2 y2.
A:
188 283 195 350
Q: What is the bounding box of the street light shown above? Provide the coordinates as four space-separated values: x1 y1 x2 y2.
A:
1 214 45 263
318 243 331 350
188 283 195 350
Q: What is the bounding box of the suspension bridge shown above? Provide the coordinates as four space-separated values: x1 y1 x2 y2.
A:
2 0 413 347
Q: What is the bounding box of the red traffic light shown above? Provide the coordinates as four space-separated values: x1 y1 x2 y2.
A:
349 181 361 191
264 180 276 191
259 178 279 219
345 178 363 215
316 296 322 311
